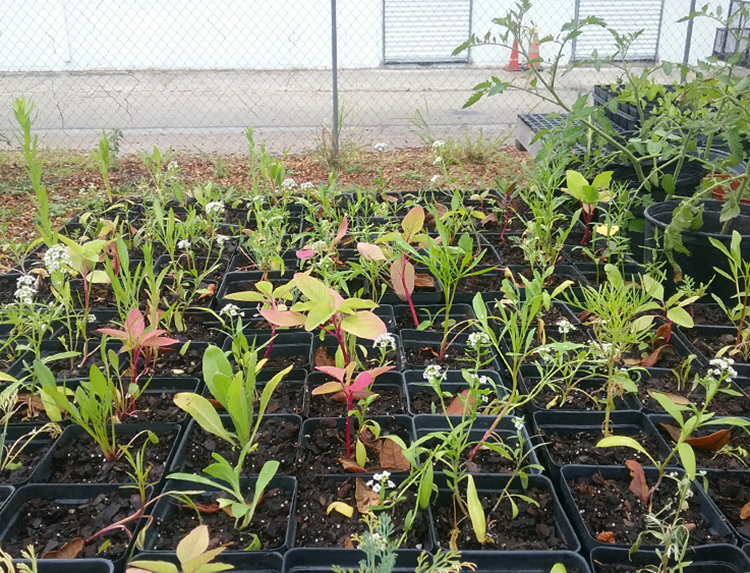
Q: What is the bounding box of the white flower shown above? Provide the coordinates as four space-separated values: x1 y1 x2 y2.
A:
205 201 224 216
16 275 35 289
374 142 388 153
423 364 444 383
556 319 575 335
478 375 491 386
43 245 71 274
430 174 441 185
482 395 489 403
281 178 297 190
87 314 97 323
468 332 491 349
215 235 230 246
433 156 443 165
366 480 374 487
432 140 446 149
300 182 315 191
513 417 525 431
371 483 382 493
14 279 36 305
373 333 396 351
387 480 396 488
708 357 737 380
177 239 191 251
220 304 245 318
536 345 554 362
252 195 264 203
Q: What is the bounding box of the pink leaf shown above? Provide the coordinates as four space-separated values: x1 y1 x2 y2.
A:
296 249 315 260
314 365 347 383
390 260 415 302
369 365 396 380
259 309 306 327
357 242 387 262
350 372 373 393
334 217 349 245
141 337 180 348
125 308 145 338
95 328 129 340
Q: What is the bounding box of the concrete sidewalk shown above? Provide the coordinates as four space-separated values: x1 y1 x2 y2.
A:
0 66 656 153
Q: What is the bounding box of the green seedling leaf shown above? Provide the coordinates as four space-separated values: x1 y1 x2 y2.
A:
466 475 488 544
173 393 237 446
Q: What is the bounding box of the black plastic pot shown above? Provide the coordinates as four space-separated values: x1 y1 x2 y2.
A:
590 544 750 573
305 371 405 417
700 470 750 544
522 374 642 414
0 483 150 570
379 272 443 306
0 485 13 510
31 422 182 486
14 559 114 572
217 270 295 309
452 550 592 572
558 465 735 552
644 200 750 300
299 415 415 475
140 476 297 553
405 369 507 416
609 159 708 198
283 549 424 573
133 551 281 573
312 333 402 371
228 243 300 274
0 424 61 485
531 410 672 480
5 339 126 381
413 414 542 476
678 323 750 378
399 336 498 372
502 264 588 299
430 473 580 553
222 332 313 372
392 303 475 335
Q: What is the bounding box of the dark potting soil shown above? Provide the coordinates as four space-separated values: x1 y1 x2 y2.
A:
2 490 139 560
0 436 53 483
543 430 661 467
621 344 685 369
46 430 176 483
638 371 750 418
395 309 469 333
532 385 627 411
181 417 299 476
263 354 309 370
706 474 750 540
433 486 568 550
594 564 738 573
170 320 225 344
689 304 735 328
404 345 475 370
456 273 505 294
656 425 750 471
682 328 745 362
140 347 204 377
265 380 305 415
312 343 396 371
152 487 290 551
566 472 729 546
47 352 108 380
408 389 499 416
166 259 228 282
295 475 429 548
300 418 410 474
492 243 528 265
121 390 185 424
307 386 406 417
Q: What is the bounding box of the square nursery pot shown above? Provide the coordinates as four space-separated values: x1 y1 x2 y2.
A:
559 465 735 552
132 551 281 573
293 475 432 550
379 272 443 306
138 340 211 379
452 551 592 573
299 415 415 475
679 323 750 378
0 424 62 486
222 332 313 372
413 414 542 476
400 334 499 372
312 333 402 371
531 410 673 480
140 477 297 553
0 485 13 511
31 422 182 486
503 264 588 299
217 270 294 309
169 414 302 477
283 549 427 573
590 544 750 573
405 369 507 416
521 374 642 414
304 371 406 417
0 483 151 568
169 309 228 345
453 270 509 304
560 244 639 274
702 470 750 545
227 235 300 273
430 473 580 553
155 254 230 282
122 376 201 425
13 559 114 573
392 303 475 335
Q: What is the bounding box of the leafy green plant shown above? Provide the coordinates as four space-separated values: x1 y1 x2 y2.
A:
91 130 114 202
174 344 292 450
563 170 612 245
126 525 233 573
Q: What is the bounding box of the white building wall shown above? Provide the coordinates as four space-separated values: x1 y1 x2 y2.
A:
0 0 736 71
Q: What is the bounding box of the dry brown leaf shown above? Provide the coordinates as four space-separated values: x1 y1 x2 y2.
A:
206 398 225 410
315 345 336 367
414 273 435 289
378 439 410 471
418 346 439 359
333 389 378 403
175 502 223 514
596 531 616 544
344 536 356 548
625 459 649 504
42 538 84 559
647 390 690 406
198 283 217 300
658 423 732 451
355 477 381 514
479 213 497 227
741 501 750 521
336 457 367 473
653 323 672 348
639 344 673 367
445 389 476 415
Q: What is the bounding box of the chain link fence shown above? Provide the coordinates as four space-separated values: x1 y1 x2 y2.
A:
0 0 741 154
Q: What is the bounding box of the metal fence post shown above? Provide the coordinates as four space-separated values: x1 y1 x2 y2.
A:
331 0 340 158
682 0 697 72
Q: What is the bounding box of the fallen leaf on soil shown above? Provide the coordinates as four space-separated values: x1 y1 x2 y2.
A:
42 538 84 559
577 310 599 323
175 502 223 514
596 531 616 544
659 423 732 451
622 344 672 367
333 390 378 403
653 323 672 347
445 389 476 415
326 501 354 518
478 213 496 227
378 439 410 471
625 459 649 504
336 458 367 473
315 345 336 367
741 501 750 521
355 478 380 513
418 347 439 359
198 283 217 300
344 536 356 548
647 390 690 406
414 274 435 288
